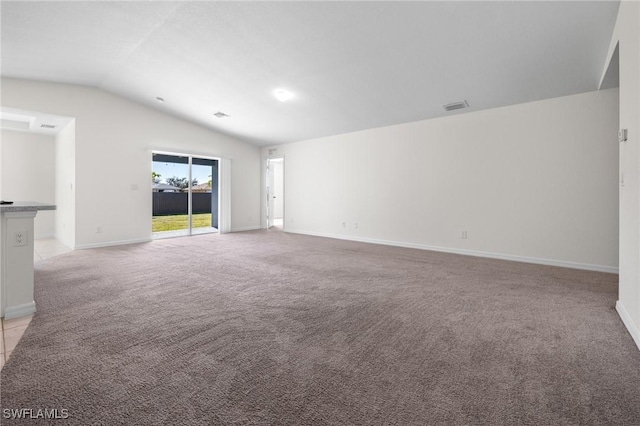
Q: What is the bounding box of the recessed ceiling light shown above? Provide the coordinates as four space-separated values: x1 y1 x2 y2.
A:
156 97 165 103
274 89 294 102
214 111 229 118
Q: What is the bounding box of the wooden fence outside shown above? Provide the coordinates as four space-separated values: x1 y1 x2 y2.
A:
153 192 213 216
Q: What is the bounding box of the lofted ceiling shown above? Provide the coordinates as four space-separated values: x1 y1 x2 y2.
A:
0 1 620 146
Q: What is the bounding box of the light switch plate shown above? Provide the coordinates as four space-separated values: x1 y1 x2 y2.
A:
619 128 628 142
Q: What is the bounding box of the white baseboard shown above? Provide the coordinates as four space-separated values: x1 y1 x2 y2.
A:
4 301 36 320
285 229 618 274
231 226 261 233
616 301 640 351
75 237 152 250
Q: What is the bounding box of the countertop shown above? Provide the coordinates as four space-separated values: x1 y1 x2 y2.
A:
0 201 56 212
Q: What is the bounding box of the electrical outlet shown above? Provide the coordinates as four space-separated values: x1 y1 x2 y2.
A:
96 226 102 234
353 222 358 229
13 231 27 246
460 230 468 239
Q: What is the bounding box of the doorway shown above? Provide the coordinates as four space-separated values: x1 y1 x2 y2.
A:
266 158 284 229
152 152 219 238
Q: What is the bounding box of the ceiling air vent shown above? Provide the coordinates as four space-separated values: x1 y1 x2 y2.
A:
443 100 469 112
213 111 229 118
40 124 56 129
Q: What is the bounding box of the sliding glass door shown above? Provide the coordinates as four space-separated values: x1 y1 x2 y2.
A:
191 157 218 235
152 152 219 238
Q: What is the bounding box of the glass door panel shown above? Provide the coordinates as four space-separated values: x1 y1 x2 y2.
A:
191 157 219 235
152 153 190 238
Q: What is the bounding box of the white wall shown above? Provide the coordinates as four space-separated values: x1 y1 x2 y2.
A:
0 130 56 238
54 121 76 248
264 89 619 272
607 1 640 350
1 78 262 248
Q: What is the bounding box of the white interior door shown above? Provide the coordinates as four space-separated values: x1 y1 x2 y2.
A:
266 159 275 228
273 160 284 222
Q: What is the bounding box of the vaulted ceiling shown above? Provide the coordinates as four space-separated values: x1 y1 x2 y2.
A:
1 1 620 146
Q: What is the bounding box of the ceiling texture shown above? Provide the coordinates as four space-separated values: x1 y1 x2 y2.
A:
1 1 620 146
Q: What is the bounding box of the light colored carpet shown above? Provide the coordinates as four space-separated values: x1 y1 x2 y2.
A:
1 229 639 425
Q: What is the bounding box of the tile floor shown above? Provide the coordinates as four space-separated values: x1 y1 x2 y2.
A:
1 238 71 370
33 238 73 262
